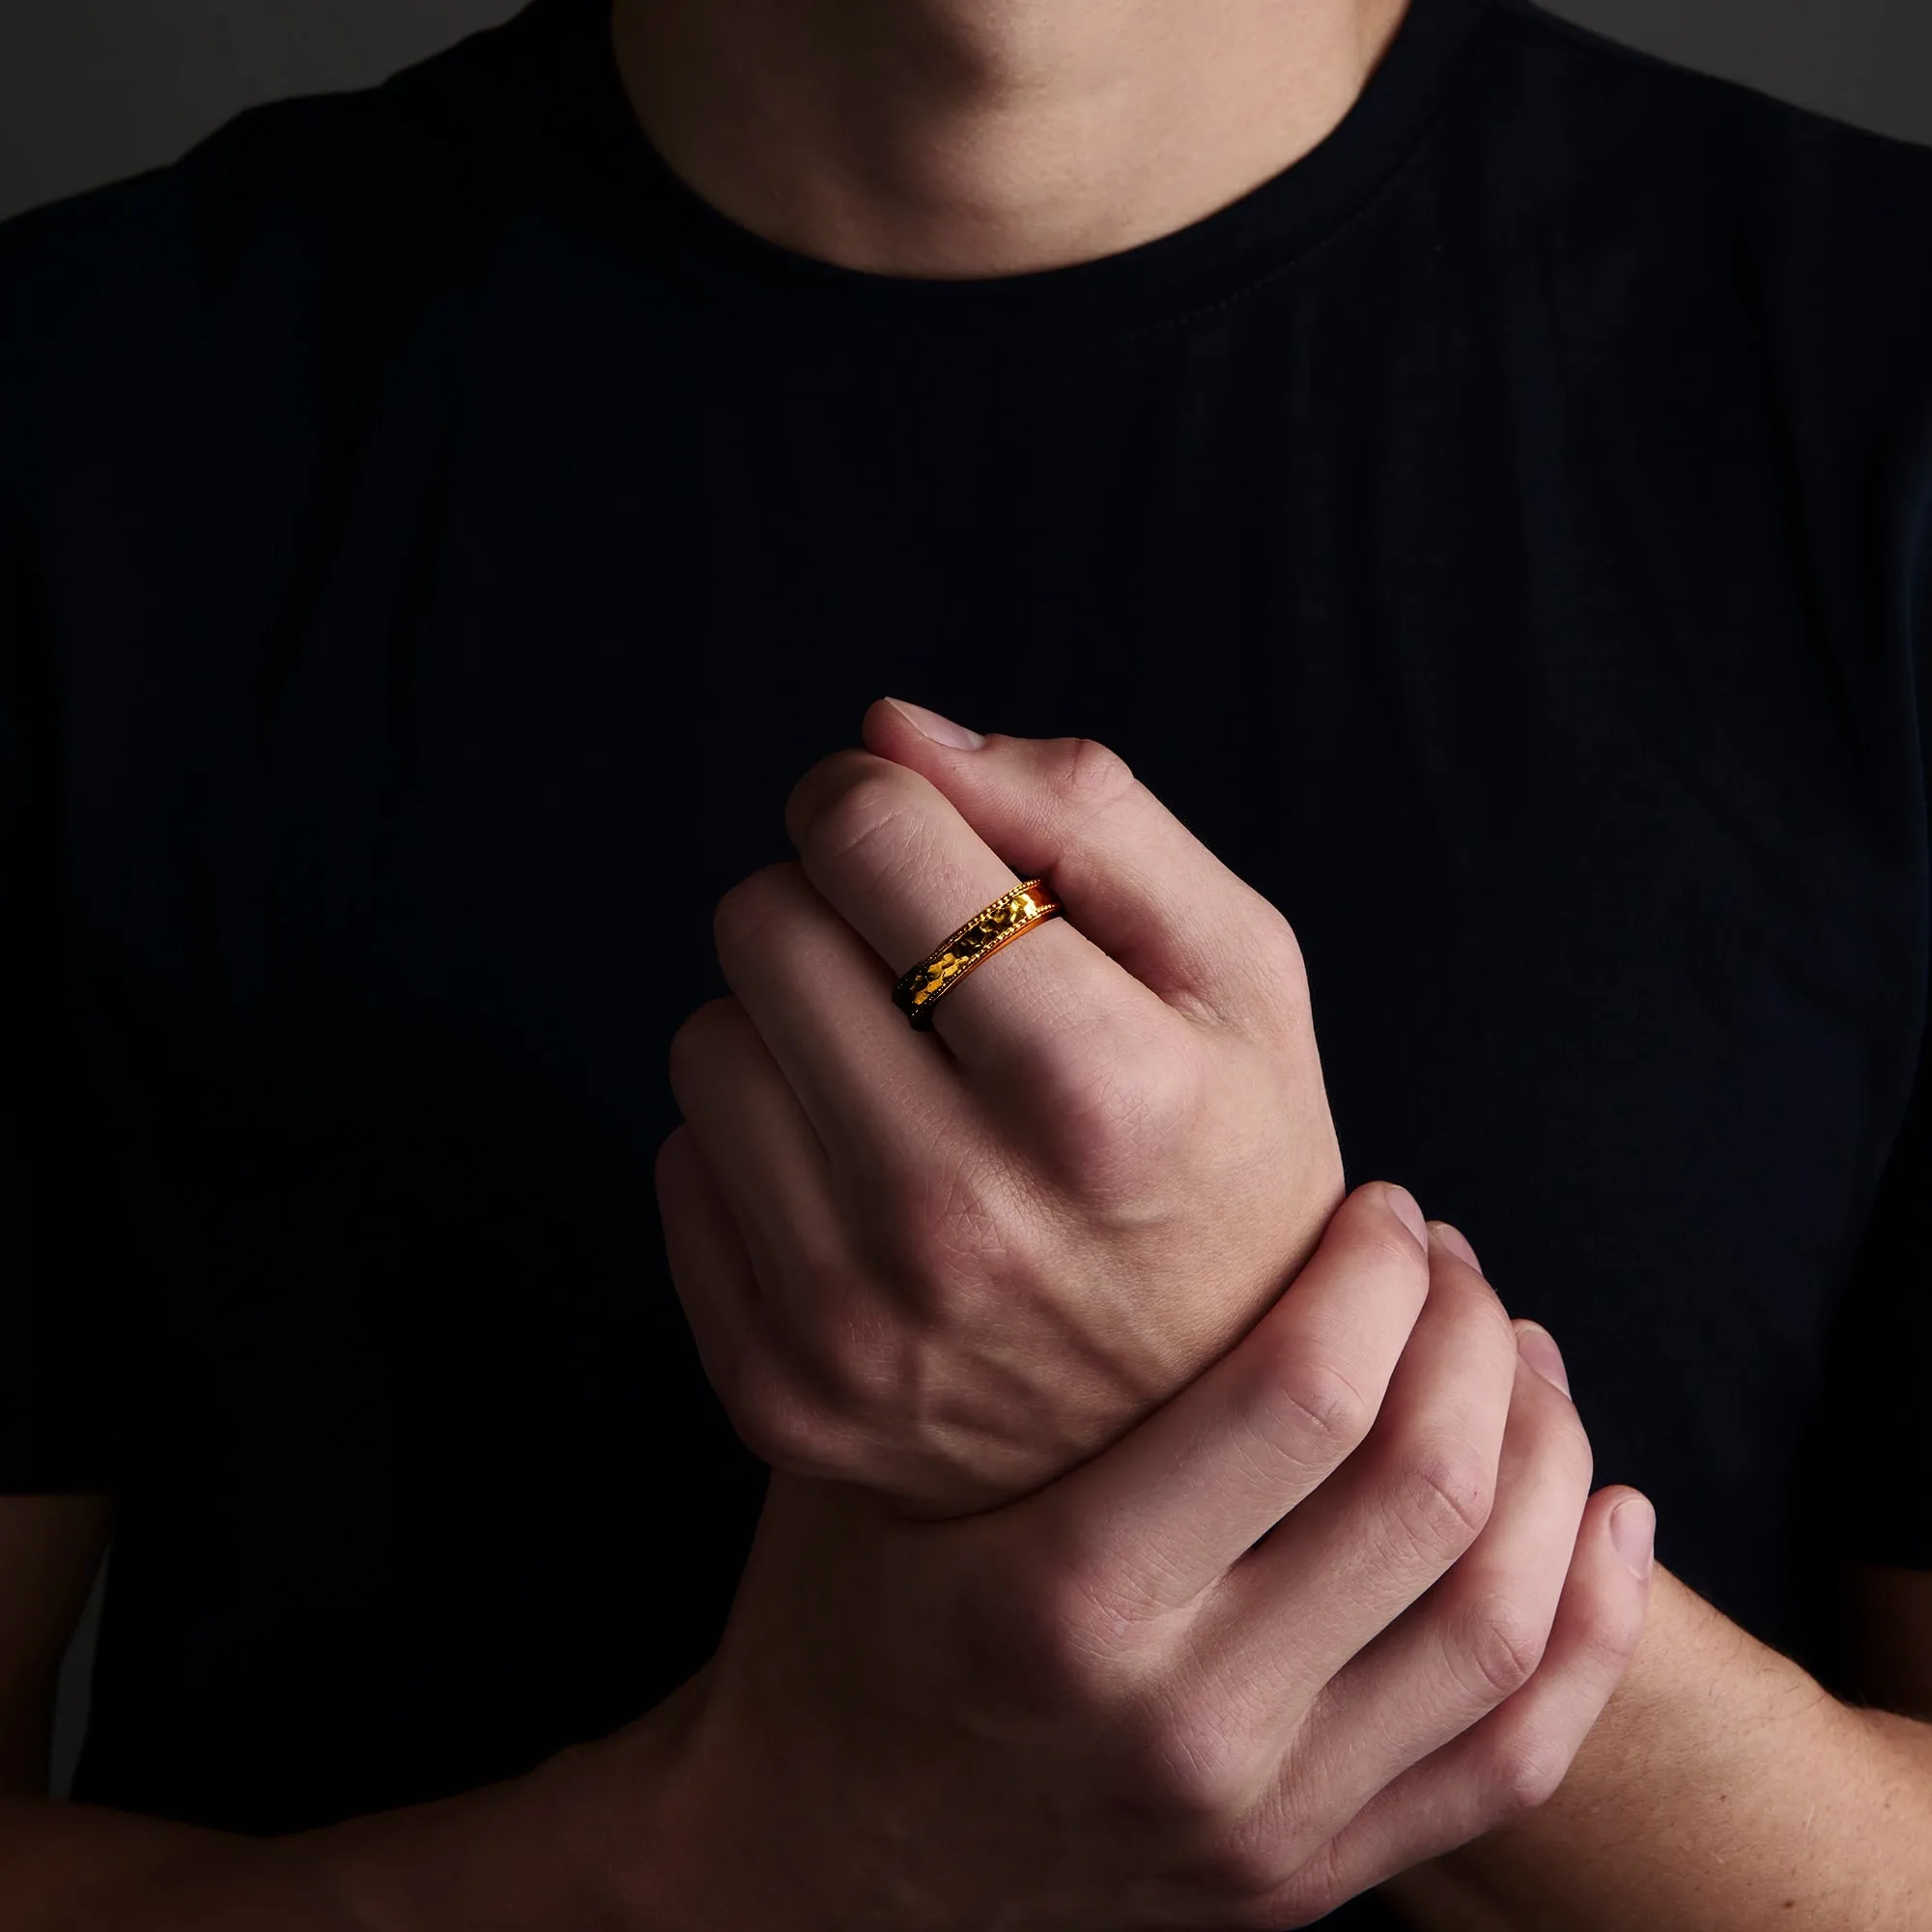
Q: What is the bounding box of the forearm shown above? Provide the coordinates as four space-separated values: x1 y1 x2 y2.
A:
1381 1565 1930 1930
0 1677 712 1932
0 1792 310 1932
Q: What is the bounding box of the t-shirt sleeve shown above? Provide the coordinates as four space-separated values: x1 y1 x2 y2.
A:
0 420 126 1495
1815 450 1932 1573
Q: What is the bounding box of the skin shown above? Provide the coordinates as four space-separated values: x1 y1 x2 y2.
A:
659 700 1657 1922
663 701 1932 1930
1378 1570 1932 1927
3 708 1920 1925
657 1208 1644 1927
663 706 1352 1519
609 0 1411 278
0 708 1657 1928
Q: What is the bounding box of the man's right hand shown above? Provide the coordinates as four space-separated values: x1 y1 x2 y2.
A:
635 1180 1655 1931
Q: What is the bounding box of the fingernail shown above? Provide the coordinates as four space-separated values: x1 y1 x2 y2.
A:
884 697 984 750
1383 1184 1428 1250
1610 1496 1656 1580
1428 1221 1482 1272
1515 1321 1571 1399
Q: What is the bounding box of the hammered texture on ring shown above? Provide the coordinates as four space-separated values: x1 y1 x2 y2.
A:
893 880 1064 1030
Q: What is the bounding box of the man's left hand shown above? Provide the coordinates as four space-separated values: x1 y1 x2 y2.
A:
660 696 1352 1517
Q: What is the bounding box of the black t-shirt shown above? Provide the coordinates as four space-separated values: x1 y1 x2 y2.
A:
5 0 1931 1922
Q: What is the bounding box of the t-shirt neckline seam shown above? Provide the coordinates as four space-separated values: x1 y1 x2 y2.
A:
552 0 1498 359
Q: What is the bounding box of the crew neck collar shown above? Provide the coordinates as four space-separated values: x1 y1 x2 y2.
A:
527 0 1496 355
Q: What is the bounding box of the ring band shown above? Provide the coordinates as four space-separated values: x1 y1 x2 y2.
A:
892 880 1064 1031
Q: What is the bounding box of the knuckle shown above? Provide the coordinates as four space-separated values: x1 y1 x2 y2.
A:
1441 1283 1523 1402
730 1382 814 1473
1480 1720 1574 1816
1549 1406 1596 1492
795 1295 925 1435
1453 1275 1522 1368
855 1157 1008 1303
1034 1031 1199 1187
1254 1350 1376 1465
1270 1841 1350 1928
1245 896 1312 996
800 765 923 877
783 747 881 842
1142 1713 1258 1831
1365 1221 1434 1290
1344 1183 1432 1279
1453 1589 1550 1703
1504 1351 1596 1481
980 1556 1151 1712
1181 1811 1339 1927
667 996 741 1089
723 1329 873 1476
1473 1281 1522 1356
1188 1835 1291 1915
711 864 798 964
1391 1436 1495 1562
1048 734 1138 810
727 1355 851 1479
1210 891 1314 1052
1021 1575 1120 1685
1032 1038 1140 1151
1568 1574 1649 1682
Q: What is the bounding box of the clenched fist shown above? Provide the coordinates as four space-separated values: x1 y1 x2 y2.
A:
659 696 1349 1517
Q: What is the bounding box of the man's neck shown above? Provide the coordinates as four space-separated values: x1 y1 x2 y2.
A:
610 0 1411 279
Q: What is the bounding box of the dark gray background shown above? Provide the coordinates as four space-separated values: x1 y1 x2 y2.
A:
4 0 1931 225
14 0 1931 1803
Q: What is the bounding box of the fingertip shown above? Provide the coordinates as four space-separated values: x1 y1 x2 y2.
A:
1379 1182 1429 1250
1428 1220 1482 1272
1606 1490 1657 1582
860 696 907 756
867 696 985 755
1343 1178 1424 1247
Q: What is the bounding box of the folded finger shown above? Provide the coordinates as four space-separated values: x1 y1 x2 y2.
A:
783 745 1170 1079
865 698 1311 1036
655 1124 762 1408
667 995 846 1303
1190 1228 1520 1713
1279 1332 1594 1835
1288 1486 1655 1916
709 860 958 1162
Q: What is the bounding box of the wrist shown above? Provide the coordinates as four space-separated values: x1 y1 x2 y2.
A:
638 1662 861 1932
270 1677 718 1932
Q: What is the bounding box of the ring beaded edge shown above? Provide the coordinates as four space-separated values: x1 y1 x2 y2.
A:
892 880 1063 1030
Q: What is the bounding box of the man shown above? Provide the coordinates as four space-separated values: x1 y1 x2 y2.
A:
1 0 1928 1921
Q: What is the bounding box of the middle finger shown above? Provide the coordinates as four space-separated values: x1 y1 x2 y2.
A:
783 749 1171 1080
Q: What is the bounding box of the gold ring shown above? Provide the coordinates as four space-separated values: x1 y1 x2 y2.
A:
892 880 1063 1031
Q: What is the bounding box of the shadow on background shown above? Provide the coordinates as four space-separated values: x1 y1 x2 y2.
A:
2 0 1929 227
